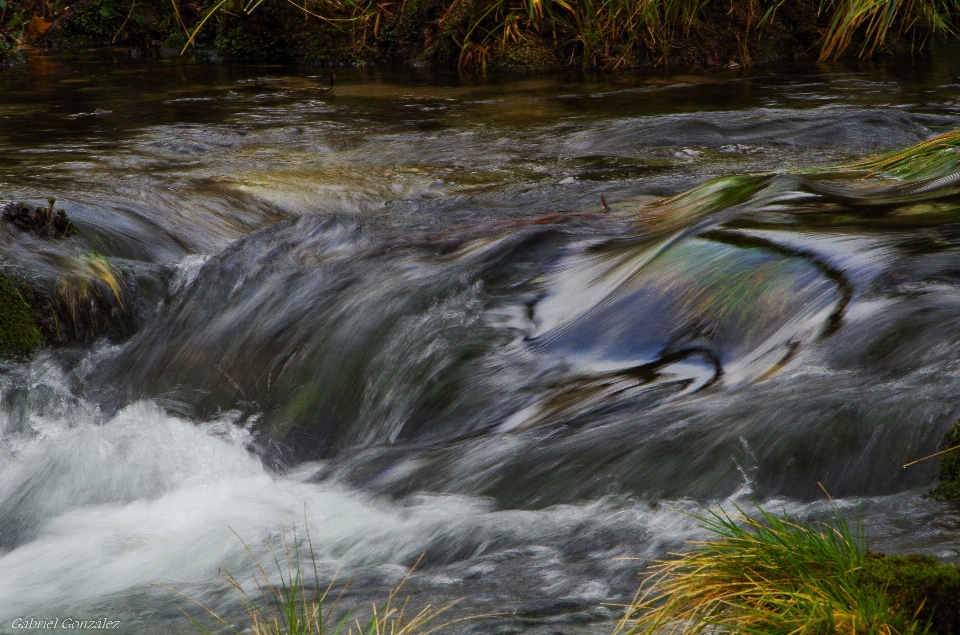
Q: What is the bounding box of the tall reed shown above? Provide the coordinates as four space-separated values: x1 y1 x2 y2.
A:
818 0 960 60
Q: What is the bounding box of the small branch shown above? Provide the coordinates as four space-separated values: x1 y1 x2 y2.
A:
112 0 137 44
903 443 960 468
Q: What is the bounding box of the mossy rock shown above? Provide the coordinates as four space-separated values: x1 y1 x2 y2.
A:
862 553 960 634
0 273 44 357
926 420 960 502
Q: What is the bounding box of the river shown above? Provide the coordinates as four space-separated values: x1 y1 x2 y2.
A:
2 46 960 634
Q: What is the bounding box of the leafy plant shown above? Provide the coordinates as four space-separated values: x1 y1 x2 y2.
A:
0 0 26 55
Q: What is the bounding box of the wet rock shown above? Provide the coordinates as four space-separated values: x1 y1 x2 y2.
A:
2 201 77 238
0 255 141 358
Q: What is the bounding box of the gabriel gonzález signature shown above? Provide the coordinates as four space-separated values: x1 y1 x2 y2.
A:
9 618 121 629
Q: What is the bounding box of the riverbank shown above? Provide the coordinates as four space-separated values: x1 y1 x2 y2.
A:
2 0 959 69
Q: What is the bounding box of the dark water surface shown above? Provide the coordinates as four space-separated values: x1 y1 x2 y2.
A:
3 47 960 634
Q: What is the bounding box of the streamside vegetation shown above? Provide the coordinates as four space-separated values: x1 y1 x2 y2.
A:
604 417 960 635
614 507 960 635
177 507 960 635
862 553 960 635
166 529 463 635
1 0 960 68
616 509 910 635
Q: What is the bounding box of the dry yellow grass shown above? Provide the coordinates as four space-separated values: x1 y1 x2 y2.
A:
613 507 927 635
163 527 472 635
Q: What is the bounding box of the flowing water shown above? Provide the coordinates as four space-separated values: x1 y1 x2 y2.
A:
3 46 960 633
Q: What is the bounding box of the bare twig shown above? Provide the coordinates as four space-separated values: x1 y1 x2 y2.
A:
903 444 960 468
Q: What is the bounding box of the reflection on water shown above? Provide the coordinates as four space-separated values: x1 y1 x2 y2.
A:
3 47 960 633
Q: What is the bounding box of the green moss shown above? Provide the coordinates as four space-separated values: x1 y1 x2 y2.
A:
0 273 44 357
926 420 960 502
862 553 960 635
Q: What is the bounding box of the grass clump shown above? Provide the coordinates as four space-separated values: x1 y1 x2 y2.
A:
166 526 463 635
54 251 130 342
818 0 960 61
616 507 927 635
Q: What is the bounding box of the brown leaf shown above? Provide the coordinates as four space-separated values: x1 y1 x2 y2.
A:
23 15 53 44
